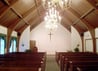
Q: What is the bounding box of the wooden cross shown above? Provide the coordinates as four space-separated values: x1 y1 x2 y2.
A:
48 32 53 40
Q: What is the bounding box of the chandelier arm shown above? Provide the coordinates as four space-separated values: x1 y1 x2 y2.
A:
43 0 69 32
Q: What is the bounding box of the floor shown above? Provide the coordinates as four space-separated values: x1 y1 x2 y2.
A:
45 55 60 71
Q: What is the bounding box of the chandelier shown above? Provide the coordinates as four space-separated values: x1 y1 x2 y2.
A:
43 0 70 32
43 0 61 32
42 0 71 8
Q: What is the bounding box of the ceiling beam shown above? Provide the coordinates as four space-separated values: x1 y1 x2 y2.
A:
69 7 94 30
6 28 13 53
28 8 45 31
16 24 28 33
24 4 44 22
62 13 84 33
4 0 18 6
0 0 18 18
22 5 37 18
69 6 96 52
0 0 25 30
34 0 45 24
30 19 42 31
10 8 29 25
5 8 28 32
30 15 43 31
87 0 98 9
61 19 71 32
3 0 10 5
7 17 21 28
0 1 9 19
8 1 43 32
7 1 44 34
59 7 84 33
28 13 39 25
4 0 30 25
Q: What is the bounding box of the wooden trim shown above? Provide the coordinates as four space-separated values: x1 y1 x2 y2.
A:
3 0 10 6
80 34 84 52
6 28 13 53
87 0 98 9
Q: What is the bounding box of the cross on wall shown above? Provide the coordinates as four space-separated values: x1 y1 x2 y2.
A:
48 32 53 40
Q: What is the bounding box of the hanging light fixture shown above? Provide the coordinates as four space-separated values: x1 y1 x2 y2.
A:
60 0 71 8
42 0 71 9
45 5 61 31
43 0 71 32
43 0 61 32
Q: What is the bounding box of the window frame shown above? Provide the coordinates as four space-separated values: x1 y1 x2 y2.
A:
9 37 17 53
0 34 6 54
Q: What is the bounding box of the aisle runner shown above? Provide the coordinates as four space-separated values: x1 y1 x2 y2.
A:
45 55 60 71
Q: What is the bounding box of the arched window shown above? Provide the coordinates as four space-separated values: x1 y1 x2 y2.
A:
9 37 17 53
0 34 6 54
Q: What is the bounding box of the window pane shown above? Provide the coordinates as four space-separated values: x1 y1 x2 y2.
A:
1 39 5 54
9 39 17 52
13 40 16 52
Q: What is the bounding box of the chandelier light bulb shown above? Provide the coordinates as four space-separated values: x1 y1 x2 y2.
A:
65 0 68 2
44 0 63 32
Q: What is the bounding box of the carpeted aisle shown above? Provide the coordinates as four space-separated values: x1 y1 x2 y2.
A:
45 55 60 71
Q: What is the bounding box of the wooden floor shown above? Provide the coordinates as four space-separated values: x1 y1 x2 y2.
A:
45 55 60 71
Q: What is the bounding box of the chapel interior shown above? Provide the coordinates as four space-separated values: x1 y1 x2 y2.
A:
0 0 98 71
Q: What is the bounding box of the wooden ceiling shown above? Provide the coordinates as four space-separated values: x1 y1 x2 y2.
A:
0 0 98 35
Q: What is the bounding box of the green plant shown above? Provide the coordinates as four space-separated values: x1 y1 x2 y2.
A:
74 44 80 52
74 47 79 52
25 49 32 53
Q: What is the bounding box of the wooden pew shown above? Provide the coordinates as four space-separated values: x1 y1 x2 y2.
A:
0 59 41 71
0 61 44 71
58 52 98 71
55 52 96 65
0 52 46 61
63 56 98 71
69 61 98 71
0 52 46 71
55 52 66 64
0 67 40 71
57 52 96 65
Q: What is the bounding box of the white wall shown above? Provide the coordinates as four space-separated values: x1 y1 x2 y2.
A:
0 25 17 37
30 22 71 55
19 26 30 52
95 28 98 38
11 31 17 37
0 26 7 34
71 26 82 52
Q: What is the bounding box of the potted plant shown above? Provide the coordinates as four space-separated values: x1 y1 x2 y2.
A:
74 44 80 52
74 47 79 52
25 49 32 53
